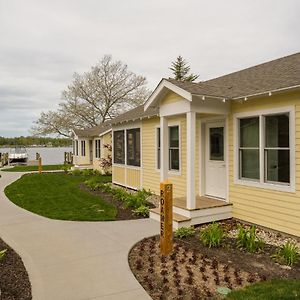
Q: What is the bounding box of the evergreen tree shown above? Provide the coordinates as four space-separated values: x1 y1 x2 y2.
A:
169 55 199 82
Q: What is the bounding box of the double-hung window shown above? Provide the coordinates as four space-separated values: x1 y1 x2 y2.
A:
127 128 140 166
113 130 125 164
75 140 79 156
237 109 292 189
169 126 180 171
156 126 180 171
81 140 86 156
157 128 161 169
95 139 101 159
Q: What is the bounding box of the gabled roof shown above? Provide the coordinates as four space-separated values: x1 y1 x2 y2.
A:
146 52 300 109
73 121 112 138
111 105 158 125
73 105 159 137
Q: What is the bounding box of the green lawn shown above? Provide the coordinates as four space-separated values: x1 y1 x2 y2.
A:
225 279 300 300
4 173 116 221
1 164 65 172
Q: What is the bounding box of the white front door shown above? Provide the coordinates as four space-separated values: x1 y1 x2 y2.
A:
205 121 226 199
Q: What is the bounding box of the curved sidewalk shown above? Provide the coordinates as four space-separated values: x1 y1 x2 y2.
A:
0 171 158 300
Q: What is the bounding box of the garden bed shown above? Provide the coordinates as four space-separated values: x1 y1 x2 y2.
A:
0 238 31 299
81 183 155 220
129 220 300 300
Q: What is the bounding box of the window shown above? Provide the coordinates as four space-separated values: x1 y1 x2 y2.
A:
210 127 224 161
81 140 86 156
169 126 179 171
265 114 290 183
127 128 140 166
239 117 260 180
238 112 291 186
95 139 101 159
113 130 125 164
75 140 79 156
157 128 161 169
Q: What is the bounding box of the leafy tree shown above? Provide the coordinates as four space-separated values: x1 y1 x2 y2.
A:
169 55 199 82
32 55 150 137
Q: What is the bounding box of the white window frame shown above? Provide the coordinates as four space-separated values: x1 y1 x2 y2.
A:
112 122 142 170
81 140 86 157
234 106 295 193
95 139 101 159
156 122 181 175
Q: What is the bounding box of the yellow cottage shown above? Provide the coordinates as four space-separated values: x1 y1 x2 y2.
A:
76 53 300 237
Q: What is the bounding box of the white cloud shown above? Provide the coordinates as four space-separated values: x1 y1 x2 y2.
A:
0 0 299 136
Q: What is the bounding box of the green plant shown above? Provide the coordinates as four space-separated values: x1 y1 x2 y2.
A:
132 205 150 217
174 226 195 238
274 241 299 266
62 163 72 173
236 225 264 253
70 169 82 176
0 249 7 260
200 222 225 248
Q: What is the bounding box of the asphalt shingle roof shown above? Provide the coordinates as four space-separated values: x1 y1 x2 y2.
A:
167 52 300 99
74 52 300 137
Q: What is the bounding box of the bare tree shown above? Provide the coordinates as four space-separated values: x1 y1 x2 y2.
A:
32 55 149 137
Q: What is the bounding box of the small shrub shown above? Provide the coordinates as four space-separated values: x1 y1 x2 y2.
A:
237 225 264 253
200 222 225 248
174 226 195 238
70 169 82 176
0 249 7 260
132 205 149 217
62 163 72 173
81 169 94 176
274 241 299 266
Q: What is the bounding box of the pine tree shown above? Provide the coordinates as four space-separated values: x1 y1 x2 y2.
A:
169 55 199 82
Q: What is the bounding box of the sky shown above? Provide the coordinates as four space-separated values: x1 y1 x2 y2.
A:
0 0 299 137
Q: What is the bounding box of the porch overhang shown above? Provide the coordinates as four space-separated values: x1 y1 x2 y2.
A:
144 79 193 111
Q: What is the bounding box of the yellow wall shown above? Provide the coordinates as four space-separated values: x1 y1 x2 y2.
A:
112 165 141 189
112 166 126 184
93 132 112 173
228 91 300 236
73 138 92 165
141 115 192 198
160 91 182 105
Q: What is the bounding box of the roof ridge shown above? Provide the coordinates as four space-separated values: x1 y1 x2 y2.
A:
204 52 300 83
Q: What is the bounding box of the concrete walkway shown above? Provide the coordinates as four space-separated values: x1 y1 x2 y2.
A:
0 171 158 300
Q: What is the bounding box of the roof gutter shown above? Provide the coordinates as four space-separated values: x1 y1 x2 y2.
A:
233 84 300 101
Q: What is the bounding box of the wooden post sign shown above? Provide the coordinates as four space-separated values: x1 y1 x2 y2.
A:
38 157 42 174
160 181 173 255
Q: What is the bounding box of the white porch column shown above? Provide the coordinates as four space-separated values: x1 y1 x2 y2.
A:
186 111 196 209
160 116 168 181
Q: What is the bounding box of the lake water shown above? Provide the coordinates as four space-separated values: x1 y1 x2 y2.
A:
0 147 72 165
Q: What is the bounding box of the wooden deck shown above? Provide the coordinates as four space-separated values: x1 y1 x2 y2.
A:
173 196 231 211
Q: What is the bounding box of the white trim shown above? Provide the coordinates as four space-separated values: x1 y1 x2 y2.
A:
233 106 295 193
168 121 181 175
225 116 229 202
145 79 192 111
159 100 191 117
99 128 112 137
233 85 300 101
186 111 196 209
160 116 168 181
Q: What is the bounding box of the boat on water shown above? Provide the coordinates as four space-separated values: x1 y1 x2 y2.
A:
8 146 28 164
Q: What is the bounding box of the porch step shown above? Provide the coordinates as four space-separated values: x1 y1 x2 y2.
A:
149 207 192 229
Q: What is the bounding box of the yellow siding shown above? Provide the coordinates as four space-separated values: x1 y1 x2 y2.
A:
142 115 189 198
142 117 160 194
127 168 141 189
229 91 300 236
160 91 182 105
112 166 125 185
73 138 91 165
93 132 112 173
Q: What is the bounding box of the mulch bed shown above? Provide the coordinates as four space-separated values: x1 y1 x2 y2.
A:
80 183 155 220
0 238 32 300
129 220 300 300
